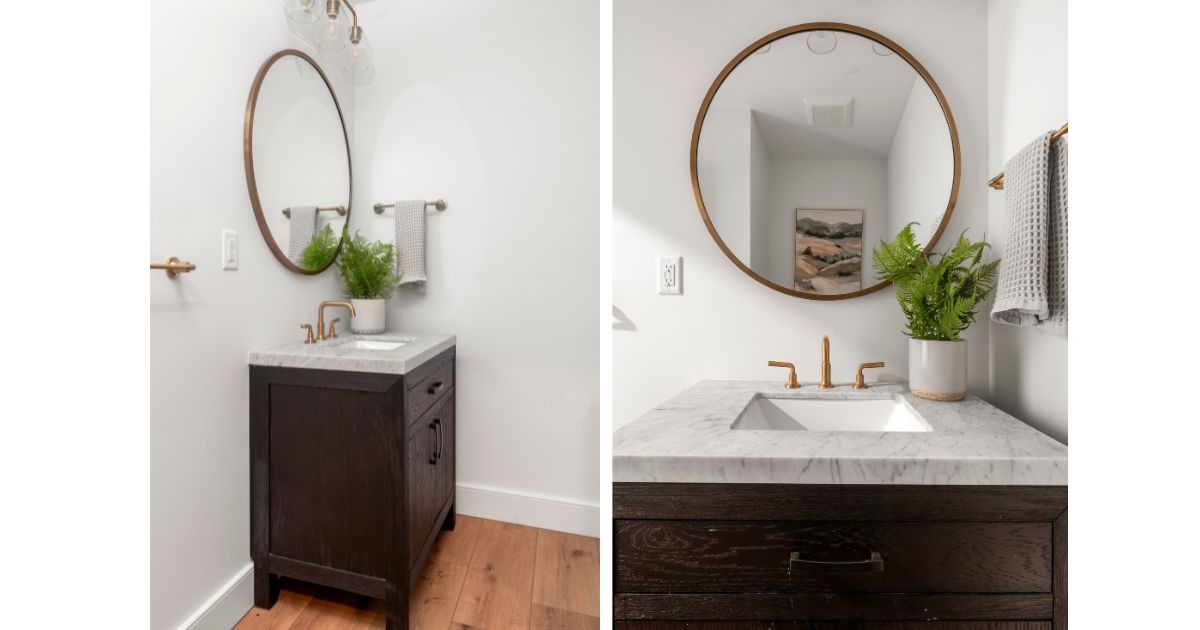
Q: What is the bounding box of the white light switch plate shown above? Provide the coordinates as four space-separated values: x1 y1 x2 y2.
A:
222 229 238 270
657 256 682 295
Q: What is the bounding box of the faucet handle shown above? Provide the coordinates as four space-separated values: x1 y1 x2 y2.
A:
853 362 886 389
327 317 342 339
300 323 316 345
768 360 801 389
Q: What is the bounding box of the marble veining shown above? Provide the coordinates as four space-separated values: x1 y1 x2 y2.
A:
614 380 1067 485
248 332 455 375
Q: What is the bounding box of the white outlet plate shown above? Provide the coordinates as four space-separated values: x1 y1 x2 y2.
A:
658 256 682 295
222 229 238 270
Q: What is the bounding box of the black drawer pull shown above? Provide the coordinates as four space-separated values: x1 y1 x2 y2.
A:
789 551 884 574
428 420 438 465
426 381 444 396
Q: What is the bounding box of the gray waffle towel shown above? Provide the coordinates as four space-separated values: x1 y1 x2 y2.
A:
394 200 427 286
990 130 1068 335
286 206 318 264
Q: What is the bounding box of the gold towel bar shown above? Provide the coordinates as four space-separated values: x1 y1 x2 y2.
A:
374 199 447 214
987 123 1067 190
151 256 196 278
282 205 347 218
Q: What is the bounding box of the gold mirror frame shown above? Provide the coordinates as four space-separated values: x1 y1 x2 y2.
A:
243 49 352 275
690 22 961 301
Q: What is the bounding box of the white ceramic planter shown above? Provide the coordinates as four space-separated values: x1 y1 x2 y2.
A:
350 298 386 334
908 339 966 401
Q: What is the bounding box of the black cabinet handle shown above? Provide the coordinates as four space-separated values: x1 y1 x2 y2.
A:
428 420 438 465
789 551 883 574
426 381 443 396
434 418 443 461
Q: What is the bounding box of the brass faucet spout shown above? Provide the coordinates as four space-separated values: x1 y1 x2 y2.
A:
819 336 834 388
318 300 357 341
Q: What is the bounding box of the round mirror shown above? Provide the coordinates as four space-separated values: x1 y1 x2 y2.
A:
244 49 351 275
691 23 960 300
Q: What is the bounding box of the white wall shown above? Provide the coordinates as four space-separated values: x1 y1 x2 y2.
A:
350 0 599 532
150 3 353 629
766 159 886 288
986 0 1068 443
888 77 956 241
615 0 989 426
697 108 754 260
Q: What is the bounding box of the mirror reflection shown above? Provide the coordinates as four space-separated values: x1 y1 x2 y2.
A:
696 28 956 298
247 51 351 274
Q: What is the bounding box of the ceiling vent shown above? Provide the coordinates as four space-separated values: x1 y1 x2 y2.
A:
803 97 854 128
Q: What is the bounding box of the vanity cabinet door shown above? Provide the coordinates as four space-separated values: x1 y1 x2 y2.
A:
434 395 456 509
406 410 441 564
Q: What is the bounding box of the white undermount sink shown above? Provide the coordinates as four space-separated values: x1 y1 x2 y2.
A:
732 397 932 432
342 337 410 351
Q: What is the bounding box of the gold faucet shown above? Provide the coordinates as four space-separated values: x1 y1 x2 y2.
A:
300 323 316 345
853 362 886 389
819 336 834 388
768 361 800 388
317 301 356 341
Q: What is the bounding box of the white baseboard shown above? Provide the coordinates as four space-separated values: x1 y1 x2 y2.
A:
455 482 599 537
177 562 254 630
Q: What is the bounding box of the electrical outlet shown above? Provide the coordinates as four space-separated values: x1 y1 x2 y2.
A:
658 256 682 295
222 229 238 270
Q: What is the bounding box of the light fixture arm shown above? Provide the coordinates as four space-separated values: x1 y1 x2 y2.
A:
343 0 362 44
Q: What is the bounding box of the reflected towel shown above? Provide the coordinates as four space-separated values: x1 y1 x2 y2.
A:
990 131 1053 327
394 200 427 287
286 206 318 264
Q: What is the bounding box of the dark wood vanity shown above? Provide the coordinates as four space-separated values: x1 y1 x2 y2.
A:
614 483 1067 629
250 346 455 630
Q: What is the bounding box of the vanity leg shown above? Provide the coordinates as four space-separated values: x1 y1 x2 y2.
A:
252 565 279 609
442 502 456 531
385 581 409 630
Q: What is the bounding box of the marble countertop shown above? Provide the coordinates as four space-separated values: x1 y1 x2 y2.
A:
248 331 455 375
614 380 1067 486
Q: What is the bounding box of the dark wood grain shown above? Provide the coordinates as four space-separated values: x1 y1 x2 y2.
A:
1052 510 1067 629
405 358 455 426
269 554 387 598
268 382 394 577
613 484 1068 522
614 594 1053 621
249 349 456 630
616 520 1051 594
615 623 1052 629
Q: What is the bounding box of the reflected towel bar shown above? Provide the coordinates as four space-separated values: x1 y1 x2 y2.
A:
282 205 347 218
987 123 1067 190
151 256 196 278
374 199 447 214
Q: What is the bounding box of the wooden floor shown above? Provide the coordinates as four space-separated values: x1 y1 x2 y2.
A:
234 515 599 630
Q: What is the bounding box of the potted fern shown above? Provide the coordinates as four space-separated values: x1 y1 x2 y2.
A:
336 232 402 334
873 225 999 401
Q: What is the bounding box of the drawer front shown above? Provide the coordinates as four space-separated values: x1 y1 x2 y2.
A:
405 357 454 425
616 520 1051 594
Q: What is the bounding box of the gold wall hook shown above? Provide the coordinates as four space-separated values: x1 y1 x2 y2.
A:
853 362 886 389
768 361 800 389
150 256 196 278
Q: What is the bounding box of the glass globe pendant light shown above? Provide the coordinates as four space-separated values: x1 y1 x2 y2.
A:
344 26 375 85
283 0 321 24
317 0 349 51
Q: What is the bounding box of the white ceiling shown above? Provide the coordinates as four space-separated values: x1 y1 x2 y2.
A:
708 31 928 160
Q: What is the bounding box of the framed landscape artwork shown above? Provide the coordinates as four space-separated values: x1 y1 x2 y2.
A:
794 208 864 295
